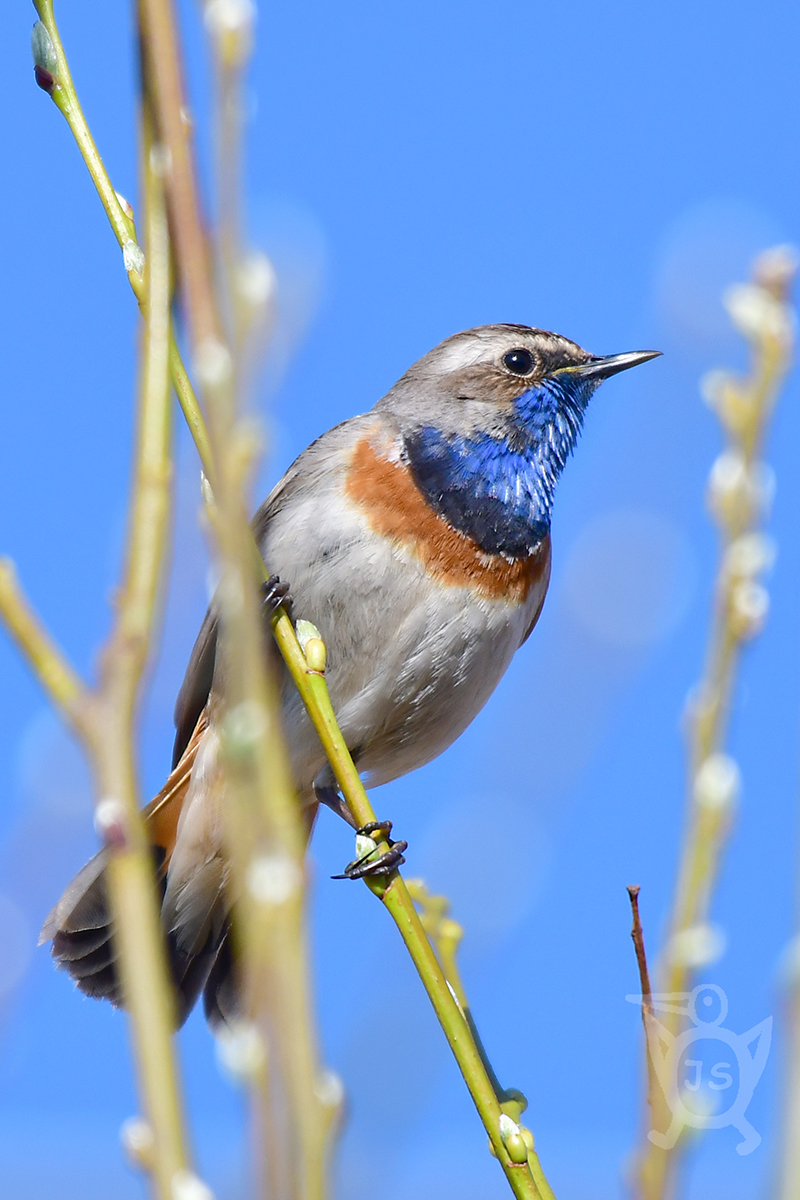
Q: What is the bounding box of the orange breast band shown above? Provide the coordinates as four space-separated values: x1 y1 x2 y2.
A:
344 436 550 603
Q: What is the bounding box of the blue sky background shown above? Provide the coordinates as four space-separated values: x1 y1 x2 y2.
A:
0 1 799 1197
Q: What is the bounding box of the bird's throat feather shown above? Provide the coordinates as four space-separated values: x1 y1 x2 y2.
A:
344 436 550 602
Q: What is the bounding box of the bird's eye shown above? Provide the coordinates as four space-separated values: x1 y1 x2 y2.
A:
502 348 535 376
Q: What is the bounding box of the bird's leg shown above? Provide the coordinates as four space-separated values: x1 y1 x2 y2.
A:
261 573 293 619
314 783 358 829
310 721 407 879
333 819 408 880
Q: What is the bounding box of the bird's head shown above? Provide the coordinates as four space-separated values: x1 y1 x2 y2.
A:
376 325 660 556
378 323 659 437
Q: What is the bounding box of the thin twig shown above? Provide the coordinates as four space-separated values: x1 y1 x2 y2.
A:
0 69 194 1197
202 5 338 1188
407 879 557 1193
32 0 214 478
634 248 796 1200
778 941 800 1199
627 886 652 1007
88 96 192 1199
298 663 544 1197
204 0 275 380
206 0 250 350
139 4 337 1196
32 0 137 262
0 560 87 727
627 885 659 1156
139 0 219 352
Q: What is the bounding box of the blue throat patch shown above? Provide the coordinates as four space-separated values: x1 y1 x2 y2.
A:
404 376 597 558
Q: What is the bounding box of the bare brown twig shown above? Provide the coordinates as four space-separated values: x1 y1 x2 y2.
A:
627 886 652 1007
627 884 659 1172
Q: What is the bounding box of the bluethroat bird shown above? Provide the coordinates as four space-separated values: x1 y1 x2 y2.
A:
42 324 658 1026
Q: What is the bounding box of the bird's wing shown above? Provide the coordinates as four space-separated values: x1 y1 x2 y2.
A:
172 608 217 767
518 536 552 646
172 414 374 766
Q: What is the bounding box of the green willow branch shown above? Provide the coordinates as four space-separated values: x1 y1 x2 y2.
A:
635 246 797 1200
0 90 195 1198
30 8 551 1196
32 0 214 478
294 650 544 1196
407 881 556 1198
31 3 136 258
407 878 468 1006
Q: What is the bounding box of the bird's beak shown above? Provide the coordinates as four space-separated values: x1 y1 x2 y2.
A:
561 350 662 380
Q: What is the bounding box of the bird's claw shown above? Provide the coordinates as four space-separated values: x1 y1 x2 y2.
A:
359 820 394 839
333 820 407 879
262 574 292 618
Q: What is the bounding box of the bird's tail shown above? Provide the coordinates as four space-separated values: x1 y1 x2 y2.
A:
39 846 126 1006
39 711 230 1028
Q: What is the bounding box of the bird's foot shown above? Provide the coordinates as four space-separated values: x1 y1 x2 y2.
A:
333 820 407 880
261 574 292 618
